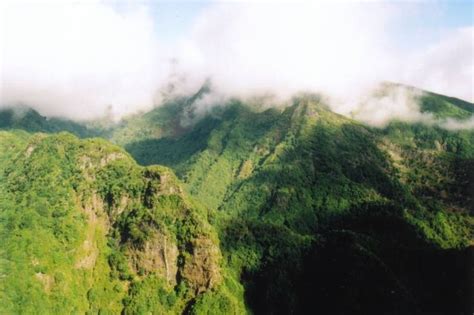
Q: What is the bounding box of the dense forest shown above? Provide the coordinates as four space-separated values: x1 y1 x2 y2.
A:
0 85 472 314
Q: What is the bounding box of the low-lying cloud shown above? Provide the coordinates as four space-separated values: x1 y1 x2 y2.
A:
0 0 472 125
0 0 165 119
343 86 474 130
343 86 432 127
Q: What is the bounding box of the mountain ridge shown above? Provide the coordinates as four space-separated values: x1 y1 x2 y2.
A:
1 83 473 140
0 84 473 314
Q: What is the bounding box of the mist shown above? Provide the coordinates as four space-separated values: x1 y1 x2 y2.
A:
0 1 472 126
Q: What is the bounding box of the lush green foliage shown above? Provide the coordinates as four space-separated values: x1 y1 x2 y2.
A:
0 107 98 137
419 91 474 119
0 84 472 314
0 133 124 313
118 92 473 314
0 132 244 314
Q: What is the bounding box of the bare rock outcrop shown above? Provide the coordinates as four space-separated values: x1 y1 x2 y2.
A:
126 231 179 285
180 236 222 294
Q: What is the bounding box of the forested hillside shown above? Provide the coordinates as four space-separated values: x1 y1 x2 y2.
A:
0 85 472 314
0 132 245 314
120 92 474 314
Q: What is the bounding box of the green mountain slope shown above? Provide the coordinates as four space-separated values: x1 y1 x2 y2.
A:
106 83 211 145
0 107 99 137
0 132 245 314
0 84 473 314
376 83 474 120
419 91 474 119
121 94 473 314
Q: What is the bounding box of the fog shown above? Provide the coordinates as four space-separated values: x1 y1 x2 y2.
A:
0 0 472 126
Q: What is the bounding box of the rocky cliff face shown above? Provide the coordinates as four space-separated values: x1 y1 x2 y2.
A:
81 138 223 308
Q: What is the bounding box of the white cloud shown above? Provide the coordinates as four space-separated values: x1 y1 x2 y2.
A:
343 86 433 127
400 26 474 103
440 116 474 130
176 2 396 100
0 0 472 125
0 0 166 119
173 2 472 128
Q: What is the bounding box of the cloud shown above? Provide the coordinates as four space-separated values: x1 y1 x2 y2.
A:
343 85 433 127
0 0 472 126
176 2 396 100
439 116 474 131
400 26 474 102
0 0 166 119
174 2 472 128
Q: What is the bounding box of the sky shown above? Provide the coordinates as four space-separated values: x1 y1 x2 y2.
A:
149 1 472 51
0 0 472 120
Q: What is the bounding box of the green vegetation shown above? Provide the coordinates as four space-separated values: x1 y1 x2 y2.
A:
120 91 473 314
0 84 472 314
0 107 98 137
419 91 474 119
0 132 244 314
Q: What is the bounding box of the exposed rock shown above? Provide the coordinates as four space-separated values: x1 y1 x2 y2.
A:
75 148 222 296
35 272 54 293
143 168 184 208
25 145 35 157
100 152 125 167
75 238 98 269
126 231 179 285
180 236 221 294
75 193 108 269
108 194 129 219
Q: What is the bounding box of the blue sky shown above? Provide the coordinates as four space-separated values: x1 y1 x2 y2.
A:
145 1 472 50
393 1 473 51
149 2 211 42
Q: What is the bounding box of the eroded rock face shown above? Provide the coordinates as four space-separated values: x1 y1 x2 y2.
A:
144 168 183 197
108 194 130 219
100 152 125 167
126 231 179 285
75 154 222 296
181 236 222 294
124 230 222 293
75 193 108 270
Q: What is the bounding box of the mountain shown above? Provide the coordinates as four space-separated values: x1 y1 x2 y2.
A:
0 107 100 138
376 82 474 120
120 91 474 314
0 85 473 314
0 131 245 314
